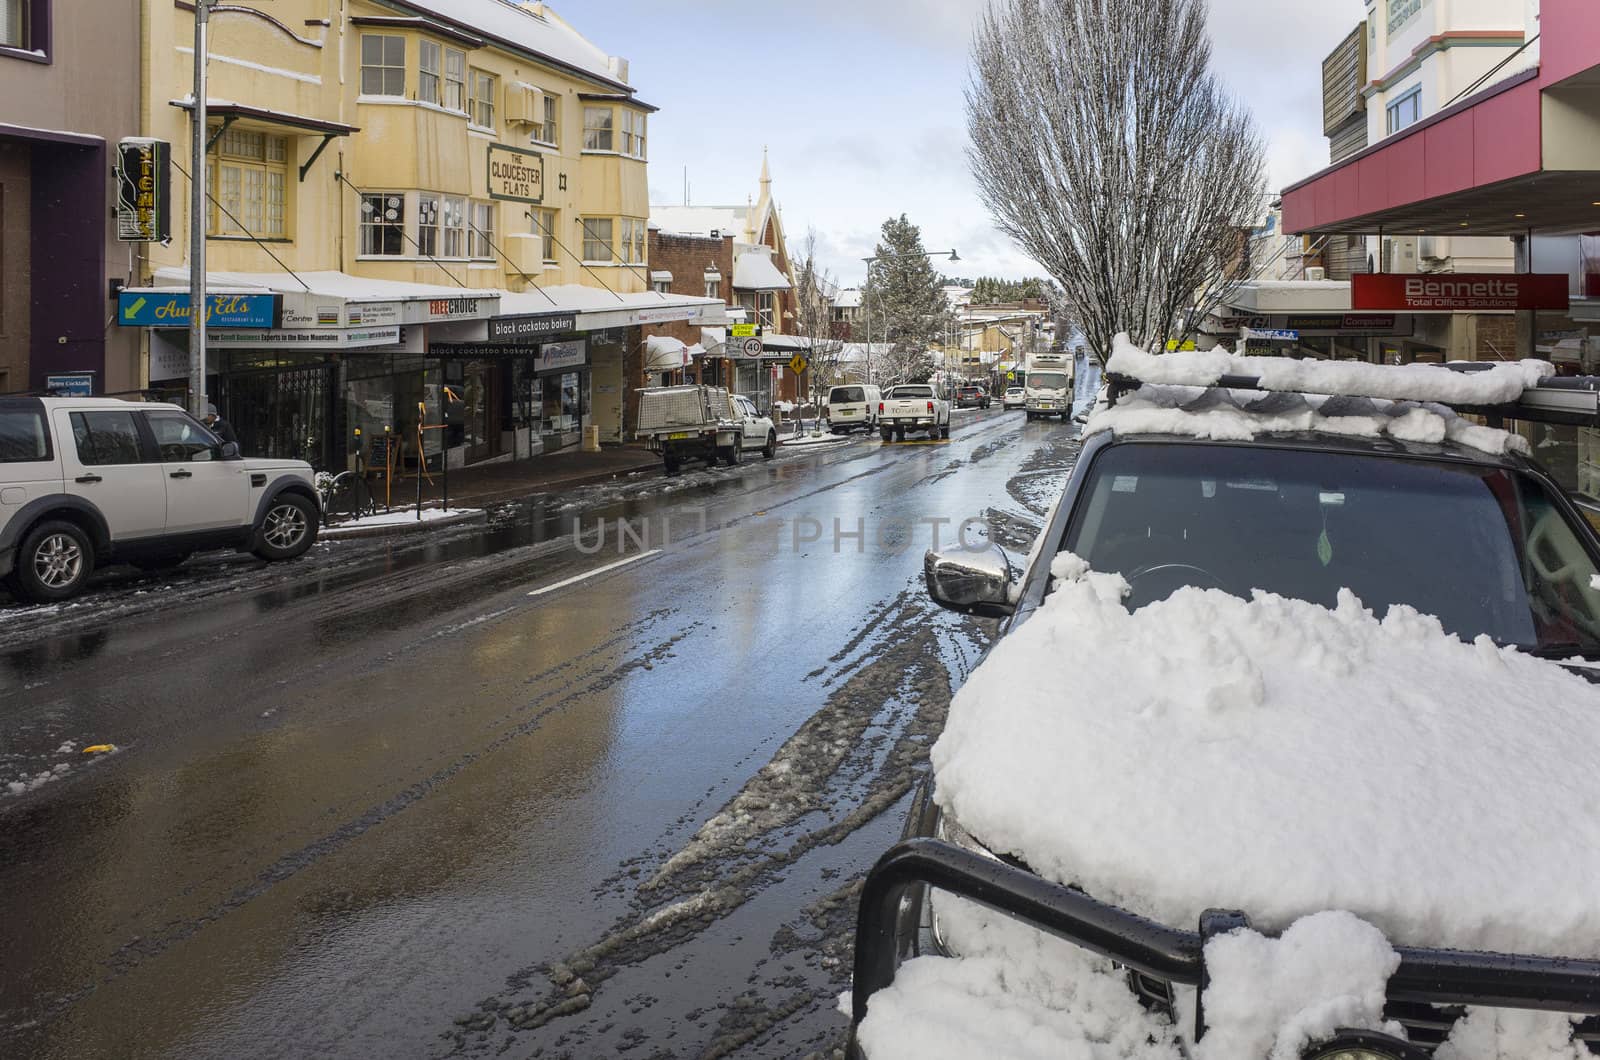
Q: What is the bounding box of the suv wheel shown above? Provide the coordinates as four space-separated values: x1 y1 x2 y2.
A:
763 432 777 459
14 520 95 602
253 494 319 561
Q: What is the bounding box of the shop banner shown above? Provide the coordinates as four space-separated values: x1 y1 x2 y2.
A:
116 139 171 243
536 340 588 373
1353 273 1569 312
488 313 577 341
205 326 400 349
119 292 281 329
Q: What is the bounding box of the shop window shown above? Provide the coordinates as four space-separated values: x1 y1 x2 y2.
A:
470 69 496 128
469 200 495 259
419 40 441 106
360 34 404 96
209 128 289 239
442 195 467 258
1386 87 1421 135
620 110 647 160
1 0 25 50
418 193 441 256
532 208 557 261
653 279 670 294
360 192 405 256
582 106 613 151
443 47 467 112
581 217 613 263
540 94 559 146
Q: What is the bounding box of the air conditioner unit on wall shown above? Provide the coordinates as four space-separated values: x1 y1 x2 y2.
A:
506 84 542 126
1306 267 1326 281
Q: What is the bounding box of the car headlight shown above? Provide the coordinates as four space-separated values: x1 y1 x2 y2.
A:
1302 1032 1430 1060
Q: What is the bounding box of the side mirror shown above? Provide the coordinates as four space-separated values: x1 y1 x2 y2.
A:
218 441 241 460
924 547 1017 618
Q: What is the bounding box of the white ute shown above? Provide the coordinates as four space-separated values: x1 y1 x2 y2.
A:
0 397 321 603
878 384 950 442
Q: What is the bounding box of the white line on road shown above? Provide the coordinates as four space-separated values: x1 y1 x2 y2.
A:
527 550 663 598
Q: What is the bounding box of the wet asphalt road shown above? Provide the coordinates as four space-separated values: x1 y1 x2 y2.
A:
0 407 1082 1060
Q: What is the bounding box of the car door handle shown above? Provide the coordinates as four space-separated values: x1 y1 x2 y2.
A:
169 470 193 479
75 474 102 484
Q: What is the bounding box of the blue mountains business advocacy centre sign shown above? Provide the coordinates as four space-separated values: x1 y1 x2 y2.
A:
118 292 282 329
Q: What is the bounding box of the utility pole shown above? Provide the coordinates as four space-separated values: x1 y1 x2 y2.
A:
188 0 210 416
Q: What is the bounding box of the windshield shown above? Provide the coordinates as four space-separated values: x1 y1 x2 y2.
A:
892 386 934 399
1028 372 1068 390
830 387 865 403
1064 444 1600 654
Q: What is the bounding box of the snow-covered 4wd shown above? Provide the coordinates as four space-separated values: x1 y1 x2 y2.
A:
849 342 1600 1060
0 397 321 603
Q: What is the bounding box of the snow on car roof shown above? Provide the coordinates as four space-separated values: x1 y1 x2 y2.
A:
1083 383 1531 457
1107 334 1555 404
929 555 1600 960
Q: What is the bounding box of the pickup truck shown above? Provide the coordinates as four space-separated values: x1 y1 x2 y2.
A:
878 384 950 442
636 385 777 475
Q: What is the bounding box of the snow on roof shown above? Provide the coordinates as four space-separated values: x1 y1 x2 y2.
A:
732 248 791 291
930 556 1600 959
650 205 748 238
1107 334 1555 405
833 288 863 309
394 0 626 89
1083 384 1531 456
151 267 499 301
497 284 721 315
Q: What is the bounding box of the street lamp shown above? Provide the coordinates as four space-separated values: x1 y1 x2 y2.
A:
861 249 960 387
188 0 212 416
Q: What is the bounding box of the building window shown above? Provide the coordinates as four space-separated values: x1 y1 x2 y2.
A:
581 217 613 262
418 40 441 106
442 195 467 257
705 274 721 300
360 34 405 96
617 218 646 264
582 106 613 151
653 279 669 294
531 208 557 261
540 94 559 146
620 110 647 160
1 0 24 49
209 127 289 238
470 69 496 128
469 200 495 259
741 291 776 329
418 193 440 256
443 47 466 112
360 193 405 255
1387 0 1422 33
1386 86 1422 135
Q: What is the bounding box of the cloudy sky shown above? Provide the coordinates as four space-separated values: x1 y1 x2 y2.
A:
579 0 1367 286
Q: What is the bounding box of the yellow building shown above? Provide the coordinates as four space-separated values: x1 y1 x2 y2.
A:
123 0 720 468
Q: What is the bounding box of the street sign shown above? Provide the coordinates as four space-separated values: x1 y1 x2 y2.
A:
731 324 759 338
1242 327 1301 342
45 373 94 396
788 354 808 376
740 337 764 357
118 291 281 329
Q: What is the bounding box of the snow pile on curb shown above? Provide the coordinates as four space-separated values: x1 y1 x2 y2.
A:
1106 334 1554 403
782 432 849 448
1083 383 1530 456
320 507 483 536
930 554 1600 958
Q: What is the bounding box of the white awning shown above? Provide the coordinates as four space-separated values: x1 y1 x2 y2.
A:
645 334 688 370
650 270 673 284
700 327 727 355
733 249 791 292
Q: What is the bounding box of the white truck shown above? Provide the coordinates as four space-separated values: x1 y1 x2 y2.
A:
1023 352 1073 421
636 385 777 476
878 384 950 442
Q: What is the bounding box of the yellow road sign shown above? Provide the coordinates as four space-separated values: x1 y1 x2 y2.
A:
788 354 809 376
731 324 759 338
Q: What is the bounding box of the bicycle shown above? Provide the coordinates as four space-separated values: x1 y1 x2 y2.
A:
320 470 381 524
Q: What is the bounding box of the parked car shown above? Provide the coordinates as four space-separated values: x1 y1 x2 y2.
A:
0 397 321 603
954 385 990 410
827 384 881 434
878 385 950 442
1001 386 1026 410
848 351 1600 1058
635 385 776 475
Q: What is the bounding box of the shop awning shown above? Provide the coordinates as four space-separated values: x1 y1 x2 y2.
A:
733 249 791 291
644 335 706 371
700 327 727 355
497 286 728 332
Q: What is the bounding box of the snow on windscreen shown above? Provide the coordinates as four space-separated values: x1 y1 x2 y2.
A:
1106 334 1555 403
1083 382 1531 456
929 554 1600 960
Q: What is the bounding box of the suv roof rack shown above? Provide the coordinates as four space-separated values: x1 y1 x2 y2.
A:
1103 345 1600 429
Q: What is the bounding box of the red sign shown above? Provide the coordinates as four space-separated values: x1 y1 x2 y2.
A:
1353 273 1569 312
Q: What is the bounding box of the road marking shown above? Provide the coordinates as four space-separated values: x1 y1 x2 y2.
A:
527 550 662 598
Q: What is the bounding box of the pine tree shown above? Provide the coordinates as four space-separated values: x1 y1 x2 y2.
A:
863 215 952 385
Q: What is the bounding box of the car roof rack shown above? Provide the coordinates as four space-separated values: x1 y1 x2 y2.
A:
1103 351 1600 430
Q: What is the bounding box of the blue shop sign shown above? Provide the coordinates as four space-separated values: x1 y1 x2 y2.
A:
46 373 95 397
118 292 282 329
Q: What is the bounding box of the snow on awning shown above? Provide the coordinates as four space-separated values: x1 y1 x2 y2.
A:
733 249 791 291
650 271 673 284
645 334 689 370
700 327 727 354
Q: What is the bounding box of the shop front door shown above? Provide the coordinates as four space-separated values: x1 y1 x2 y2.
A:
462 362 502 465
221 362 334 470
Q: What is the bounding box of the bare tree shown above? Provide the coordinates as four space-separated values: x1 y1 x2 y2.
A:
967 0 1266 361
789 233 848 418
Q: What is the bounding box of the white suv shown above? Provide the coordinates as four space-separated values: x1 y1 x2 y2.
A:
0 397 321 603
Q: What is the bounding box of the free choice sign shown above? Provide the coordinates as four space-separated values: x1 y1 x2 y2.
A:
119 292 281 329
1353 274 1569 312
